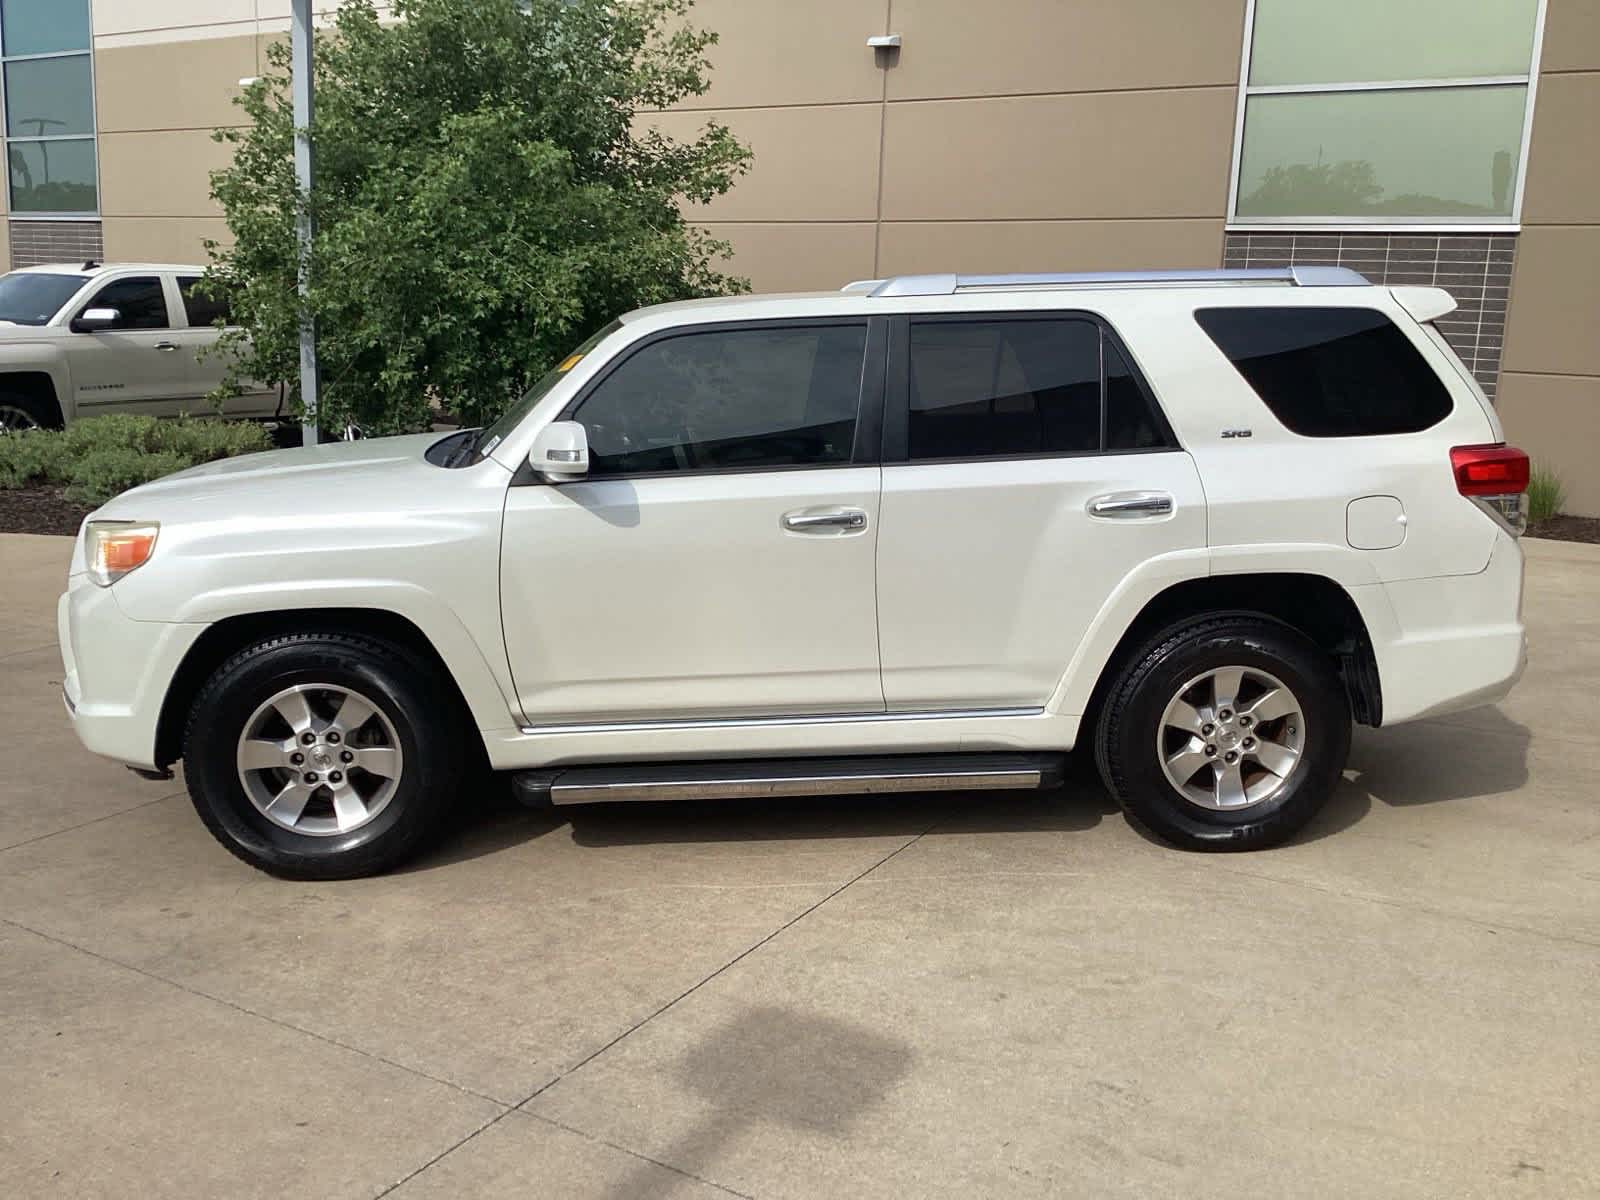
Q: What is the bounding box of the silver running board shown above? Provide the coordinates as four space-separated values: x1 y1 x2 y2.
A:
513 754 1066 807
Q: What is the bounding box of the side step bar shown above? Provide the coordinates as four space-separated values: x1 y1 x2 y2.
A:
511 753 1066 807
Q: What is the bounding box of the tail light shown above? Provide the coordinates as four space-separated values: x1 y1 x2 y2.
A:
1450 444 1529 535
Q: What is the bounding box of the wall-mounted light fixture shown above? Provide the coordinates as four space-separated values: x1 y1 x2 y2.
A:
866 34 902 49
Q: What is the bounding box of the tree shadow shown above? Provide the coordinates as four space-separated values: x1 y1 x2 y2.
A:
606 1004 915 1200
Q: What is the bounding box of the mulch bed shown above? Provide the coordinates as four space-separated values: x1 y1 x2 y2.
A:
4 479 1599 544
0 486 94 537
1527 515 1600 545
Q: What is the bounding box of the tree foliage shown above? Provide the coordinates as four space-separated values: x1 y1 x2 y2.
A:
207 0 750 433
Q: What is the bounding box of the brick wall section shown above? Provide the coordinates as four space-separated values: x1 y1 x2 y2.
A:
8 220 105 268
1222 232 1515 401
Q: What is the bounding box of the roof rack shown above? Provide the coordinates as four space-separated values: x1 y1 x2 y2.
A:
841 267 1369 297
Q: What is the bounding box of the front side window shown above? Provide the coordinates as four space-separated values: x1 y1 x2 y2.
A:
1196 306 1453 437
1 0 97 214
1231 0 1541 224
84 277 168 331
575 324 866 476
905 318 1171 461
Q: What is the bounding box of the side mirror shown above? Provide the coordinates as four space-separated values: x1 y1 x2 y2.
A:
529 420 589 482
71 307 121 333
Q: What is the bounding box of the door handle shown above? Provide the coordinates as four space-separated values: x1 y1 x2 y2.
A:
153 341 179 352
782 506 868 533
1087 491 1174 520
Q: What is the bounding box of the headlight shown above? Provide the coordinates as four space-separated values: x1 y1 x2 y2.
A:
85 521 159 587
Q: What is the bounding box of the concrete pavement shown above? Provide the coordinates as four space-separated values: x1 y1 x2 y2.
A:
1 531 1596 1197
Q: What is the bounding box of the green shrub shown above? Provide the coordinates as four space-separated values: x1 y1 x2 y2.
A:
1 415 271 505
0 429 71 488
64 447 192 506
1526 464 1566 525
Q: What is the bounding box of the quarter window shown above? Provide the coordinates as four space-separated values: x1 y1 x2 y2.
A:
574 324 866 477
83 277 168 331
1195 306 1453 437
178 276 233 327
905 318 1171 461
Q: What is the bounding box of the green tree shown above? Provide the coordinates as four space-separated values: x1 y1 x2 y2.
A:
206 0 750 434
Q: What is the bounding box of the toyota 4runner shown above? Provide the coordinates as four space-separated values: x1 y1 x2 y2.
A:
58 267 1529 878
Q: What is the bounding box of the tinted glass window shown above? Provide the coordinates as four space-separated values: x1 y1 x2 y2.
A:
909 319 1100 459
1 0 91 55
1196 307 1452 437
0 270 81 325
575 324 865 476
905 319 1172 460
178 276 232 327
84 277 168 331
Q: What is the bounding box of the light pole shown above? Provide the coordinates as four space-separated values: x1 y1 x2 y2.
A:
291 0 319 446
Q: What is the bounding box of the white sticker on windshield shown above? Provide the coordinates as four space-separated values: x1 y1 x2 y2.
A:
480 434 502 457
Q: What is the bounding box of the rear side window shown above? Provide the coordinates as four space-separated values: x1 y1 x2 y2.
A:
905 318 1172 461
574 323 866 476
178 275 232 327
1195 307 1452 437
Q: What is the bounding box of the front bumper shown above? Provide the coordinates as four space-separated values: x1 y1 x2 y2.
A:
58 579 207 770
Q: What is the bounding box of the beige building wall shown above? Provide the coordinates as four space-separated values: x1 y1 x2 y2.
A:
1497 0 1600 516
663 0 1246 291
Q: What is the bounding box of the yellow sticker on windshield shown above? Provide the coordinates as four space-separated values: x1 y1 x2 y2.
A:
557 353 585 372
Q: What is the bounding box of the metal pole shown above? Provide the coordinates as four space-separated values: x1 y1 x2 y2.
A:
291 0 319 446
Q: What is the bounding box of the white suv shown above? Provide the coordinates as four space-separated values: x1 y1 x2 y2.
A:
57 268 1529 878
0 262 276 430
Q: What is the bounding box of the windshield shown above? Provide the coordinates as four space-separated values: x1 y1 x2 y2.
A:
478 320 623 452
0 271 84 326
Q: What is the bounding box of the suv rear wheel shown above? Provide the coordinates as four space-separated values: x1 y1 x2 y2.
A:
183 631 461 878
1094 615 1351 850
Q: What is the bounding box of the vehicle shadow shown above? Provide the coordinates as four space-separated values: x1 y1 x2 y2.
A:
602 1004 915 1200
406 757 1118 871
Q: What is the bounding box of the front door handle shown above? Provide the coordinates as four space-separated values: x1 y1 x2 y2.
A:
1087 491 1174 520
782 506 868 534
153 341 179 352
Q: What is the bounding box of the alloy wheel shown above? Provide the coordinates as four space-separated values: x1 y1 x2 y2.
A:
1156 665 1306 811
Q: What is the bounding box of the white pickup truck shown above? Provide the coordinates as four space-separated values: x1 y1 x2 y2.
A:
0 261 276 431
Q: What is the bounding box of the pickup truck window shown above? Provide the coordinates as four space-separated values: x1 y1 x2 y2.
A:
575 323 867 477
83 276 169 331
177 275 232 327
0 270 82 325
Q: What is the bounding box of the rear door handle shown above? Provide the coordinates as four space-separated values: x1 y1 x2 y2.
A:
1087 491 1174 520
153 341 179 352
782 506 868 534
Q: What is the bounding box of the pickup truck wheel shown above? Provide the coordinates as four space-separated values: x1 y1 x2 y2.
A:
182 632 461 879
1094 615 1350 851
0 393 59 432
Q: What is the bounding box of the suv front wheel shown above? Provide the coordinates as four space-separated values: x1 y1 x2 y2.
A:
183 631 462 878
1094 615 1351 850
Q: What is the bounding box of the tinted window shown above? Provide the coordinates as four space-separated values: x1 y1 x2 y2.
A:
0 270 82 325
575 324 866 476
906 318 1170 460
84 277 168 331
178 276 232 327
1196 307 1452 437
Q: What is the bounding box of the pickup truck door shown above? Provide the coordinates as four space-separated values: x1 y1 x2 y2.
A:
500 318 886 726
873 313 1207 710
174 273 279 419
60 274 194 417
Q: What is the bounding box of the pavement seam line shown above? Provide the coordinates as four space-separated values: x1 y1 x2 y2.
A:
516 1109 756 1199
0 639 55 663
520 823 937 1111
0 916 512 1108
0 789 186 854
369 1108 517 1200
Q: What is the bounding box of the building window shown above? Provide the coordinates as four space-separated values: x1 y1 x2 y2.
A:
1 0 96 215
1228 0 1545 228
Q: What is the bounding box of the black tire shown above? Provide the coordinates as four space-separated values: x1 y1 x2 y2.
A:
0 390 62 432
183 631 463 879
1094 614 1351 851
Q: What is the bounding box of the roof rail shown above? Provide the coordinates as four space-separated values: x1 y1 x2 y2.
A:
845 267 1369 297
